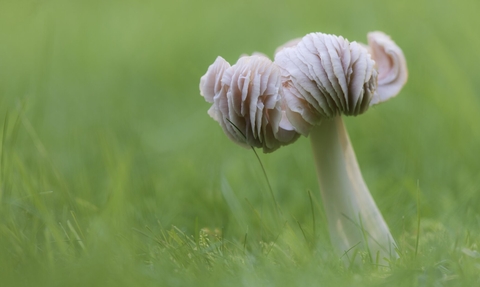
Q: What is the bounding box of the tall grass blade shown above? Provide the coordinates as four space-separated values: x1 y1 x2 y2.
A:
225 118 282 221
308 190 316 246
415 180 421 258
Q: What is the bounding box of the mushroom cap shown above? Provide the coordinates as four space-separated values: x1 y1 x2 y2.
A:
200 55 300 153
367 31 408 105
275 33 378 136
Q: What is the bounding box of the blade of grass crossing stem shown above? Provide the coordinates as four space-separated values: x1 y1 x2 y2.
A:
358 213 373 263
341 242 361 267
342 212 390 255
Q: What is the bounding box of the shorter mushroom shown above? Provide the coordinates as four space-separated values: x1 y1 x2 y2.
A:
200 55 300 153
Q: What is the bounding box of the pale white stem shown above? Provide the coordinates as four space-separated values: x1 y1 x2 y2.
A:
310 116 397 264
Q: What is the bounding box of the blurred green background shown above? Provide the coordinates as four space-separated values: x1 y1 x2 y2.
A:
0 0 479 286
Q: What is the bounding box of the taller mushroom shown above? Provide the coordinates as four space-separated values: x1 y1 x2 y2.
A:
275 31 407 262
199 31 407 264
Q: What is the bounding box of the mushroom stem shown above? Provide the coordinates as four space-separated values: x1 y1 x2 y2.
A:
310 116 397 263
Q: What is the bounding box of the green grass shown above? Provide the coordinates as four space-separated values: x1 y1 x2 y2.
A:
1 0 480 286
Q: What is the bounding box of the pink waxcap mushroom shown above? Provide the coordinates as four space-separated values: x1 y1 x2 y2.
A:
275 33 378 136
200 55 300 153
367 31 408 105
199 30 407 264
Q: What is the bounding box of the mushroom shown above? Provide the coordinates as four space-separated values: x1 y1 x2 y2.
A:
199 31 407 264
200 54 300 153
274 31 407 263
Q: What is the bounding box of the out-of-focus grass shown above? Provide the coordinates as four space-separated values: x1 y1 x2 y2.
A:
0 0 479 286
